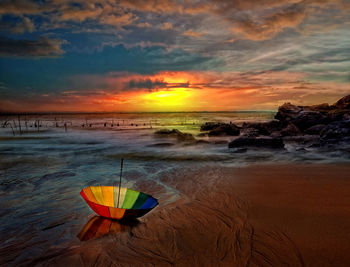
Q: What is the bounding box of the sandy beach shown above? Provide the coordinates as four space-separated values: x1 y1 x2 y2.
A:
30 163 349 266
1 0 349 264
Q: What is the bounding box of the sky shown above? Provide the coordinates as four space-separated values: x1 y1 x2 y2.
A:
0 0 349 112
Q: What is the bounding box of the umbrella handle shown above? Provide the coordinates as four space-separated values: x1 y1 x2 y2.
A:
117 158 124 208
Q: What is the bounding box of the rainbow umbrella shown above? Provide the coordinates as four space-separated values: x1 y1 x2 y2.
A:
80 159 158 220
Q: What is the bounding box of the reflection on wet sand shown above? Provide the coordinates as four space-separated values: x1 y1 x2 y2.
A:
77 216 140 241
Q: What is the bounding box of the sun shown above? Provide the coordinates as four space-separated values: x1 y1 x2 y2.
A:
141 88 192 111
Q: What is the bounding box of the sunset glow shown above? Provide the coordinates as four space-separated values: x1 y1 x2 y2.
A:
141 89 193 111
0 0 349 112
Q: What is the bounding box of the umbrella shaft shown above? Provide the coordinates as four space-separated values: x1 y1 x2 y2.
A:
117 158 124 208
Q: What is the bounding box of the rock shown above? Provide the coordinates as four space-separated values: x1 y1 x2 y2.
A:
200 122 240 136
308 103 332 112
241 120 282 136
270 131 283 138
228 137 284 149
320 120 350 141
327 109 350 121
280 123 301 136
154 129 195 142
334 95 350 109
208 124 240 136
304 124 326 135
283 135 320 147
200 122 225 131
291 111 328 131
275 103 302 122
343 114 350 120
240 127 260 137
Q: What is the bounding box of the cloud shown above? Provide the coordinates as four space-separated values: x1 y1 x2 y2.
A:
0 16 35 34
160 22 173 30
0 36 67 57
137 22 151 28
183 30 204 38
0 0 347 46
231 7 305 40
59 4 103 22
119 0 182 14
101 13 137 27
0 0 50 16
126 78 190 91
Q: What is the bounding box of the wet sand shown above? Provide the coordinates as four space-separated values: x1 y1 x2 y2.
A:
32 163 350 266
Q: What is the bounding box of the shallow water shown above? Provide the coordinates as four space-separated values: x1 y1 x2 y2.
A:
0 112 349 265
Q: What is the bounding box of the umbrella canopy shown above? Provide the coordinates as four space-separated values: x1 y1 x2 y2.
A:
80 186 158 220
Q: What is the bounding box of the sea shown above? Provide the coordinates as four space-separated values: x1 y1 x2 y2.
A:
0 111 349 265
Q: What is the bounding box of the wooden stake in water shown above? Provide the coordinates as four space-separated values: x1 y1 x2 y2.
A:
117 158 124 208
18 115 22 135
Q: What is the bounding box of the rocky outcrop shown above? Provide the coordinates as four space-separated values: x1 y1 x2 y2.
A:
198 95 350 150
273 95 350 143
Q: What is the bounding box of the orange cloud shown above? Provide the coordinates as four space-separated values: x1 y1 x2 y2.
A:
183 30 204 38
160 22 173 30
230 9 305 41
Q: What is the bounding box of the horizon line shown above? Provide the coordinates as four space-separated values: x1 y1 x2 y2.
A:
0 110 277 115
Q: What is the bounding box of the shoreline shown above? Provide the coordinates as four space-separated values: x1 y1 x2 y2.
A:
30 162 350 266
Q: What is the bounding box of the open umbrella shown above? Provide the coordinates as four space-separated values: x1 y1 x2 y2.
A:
80 159 158 220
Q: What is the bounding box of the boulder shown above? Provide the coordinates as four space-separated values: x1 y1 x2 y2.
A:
320 120 350 140
200 122 225 131
308 103 333 112
304 124 326 135
275 103 302 122
290 111 328 131
154 129 195 142
327 109 350 121
200 122 240 136
208 124 240 136
334 95 350 109
241 120 282 136
240 127 260 137
228 137 284 149
280 123 301 136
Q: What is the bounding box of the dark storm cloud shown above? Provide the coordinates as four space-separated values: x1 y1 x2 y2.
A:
0 36 67 57
126 78 189 91
0 16 35 34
